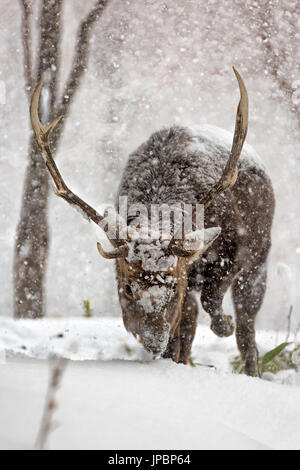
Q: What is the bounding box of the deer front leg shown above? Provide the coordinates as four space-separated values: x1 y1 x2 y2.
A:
162 325 181 363
178 292 198 364
163 292 198 364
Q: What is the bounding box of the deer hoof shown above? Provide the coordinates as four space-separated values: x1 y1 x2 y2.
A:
244 350 260 377
211 315 234 337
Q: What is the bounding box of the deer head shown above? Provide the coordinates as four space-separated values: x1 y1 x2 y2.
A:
30 67 248 357
111 225 222 355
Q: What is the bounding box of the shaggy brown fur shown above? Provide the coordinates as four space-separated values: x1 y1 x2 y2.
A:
116 125 275 376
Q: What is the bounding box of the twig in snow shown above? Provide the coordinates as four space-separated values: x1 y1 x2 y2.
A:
35 357 68 451
285 305 293 343
295 322 300 342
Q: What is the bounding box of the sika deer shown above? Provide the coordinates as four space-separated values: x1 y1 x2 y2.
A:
30 68 274 376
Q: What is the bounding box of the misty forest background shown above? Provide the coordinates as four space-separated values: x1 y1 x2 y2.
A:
0 0 299 331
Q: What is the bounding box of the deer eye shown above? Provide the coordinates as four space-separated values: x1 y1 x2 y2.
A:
125 284 133 298
171 284 177 293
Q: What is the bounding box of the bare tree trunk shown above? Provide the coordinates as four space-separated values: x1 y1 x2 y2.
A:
14 0 110 318
14 0 62 319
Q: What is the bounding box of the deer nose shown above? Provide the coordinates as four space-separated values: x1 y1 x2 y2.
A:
141 324 170 356
143 341 167 356
146 344 164 355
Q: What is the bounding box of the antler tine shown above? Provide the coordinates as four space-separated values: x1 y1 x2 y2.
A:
97 242 128 259
30 77 122 250
30 76 63 150
201 67 249 210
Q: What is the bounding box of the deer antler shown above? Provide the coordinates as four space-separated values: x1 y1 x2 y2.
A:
200 67 248 209
96 242 128 259
169 67 248 258
30 76 124 253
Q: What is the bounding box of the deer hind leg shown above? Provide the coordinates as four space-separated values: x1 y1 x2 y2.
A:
163 292 198 364
178 292 198 364
232 263 267 377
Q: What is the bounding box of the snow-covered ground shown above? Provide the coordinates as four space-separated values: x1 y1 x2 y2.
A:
1 317 300 450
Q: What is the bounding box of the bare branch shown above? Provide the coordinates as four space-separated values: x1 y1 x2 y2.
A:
243 0 300 122
19 0 34 98
57 0 110 117
37 0 63 117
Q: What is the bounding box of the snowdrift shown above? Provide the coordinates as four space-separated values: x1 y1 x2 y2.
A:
0 318 299 450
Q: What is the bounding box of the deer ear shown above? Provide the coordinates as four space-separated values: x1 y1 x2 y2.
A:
171 227 221 258
203 226 222 250
183 227 221 252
